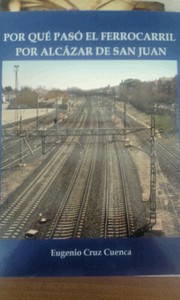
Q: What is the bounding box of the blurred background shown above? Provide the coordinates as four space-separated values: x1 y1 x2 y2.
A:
0 0 180 12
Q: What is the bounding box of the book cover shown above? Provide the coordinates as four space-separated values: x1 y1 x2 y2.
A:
0 9 179 276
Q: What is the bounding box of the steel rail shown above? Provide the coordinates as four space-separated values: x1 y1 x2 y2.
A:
47 111 99 239
0 111 87 238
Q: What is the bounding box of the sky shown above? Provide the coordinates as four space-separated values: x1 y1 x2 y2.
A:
2 60 177 91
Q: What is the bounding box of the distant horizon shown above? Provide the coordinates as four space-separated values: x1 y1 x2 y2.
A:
2 75 177 93
2 60 177 91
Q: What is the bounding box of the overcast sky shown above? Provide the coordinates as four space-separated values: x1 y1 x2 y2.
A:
2 60 177 90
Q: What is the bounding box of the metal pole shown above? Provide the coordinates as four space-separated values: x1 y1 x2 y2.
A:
14 65 19 129
36 98 39 130
56 99 59 140
41 133 46 155
149 106 157 227
123 101 127 137
20 136 24 164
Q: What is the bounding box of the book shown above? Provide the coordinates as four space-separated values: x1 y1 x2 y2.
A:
0 10 179 277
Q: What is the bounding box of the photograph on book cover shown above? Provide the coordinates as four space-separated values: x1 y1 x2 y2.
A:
1 59 179 240
0 11 179 277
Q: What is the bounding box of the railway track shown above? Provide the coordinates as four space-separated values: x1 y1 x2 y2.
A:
46 135 98 239
0 97 151 238
0 112 87 238
115 104 180 236
156 140 180 172
46 111 99 239
1 102 85 170
100 108 134 238
1 146 41 170
157 164 180 236
0 141 78 238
